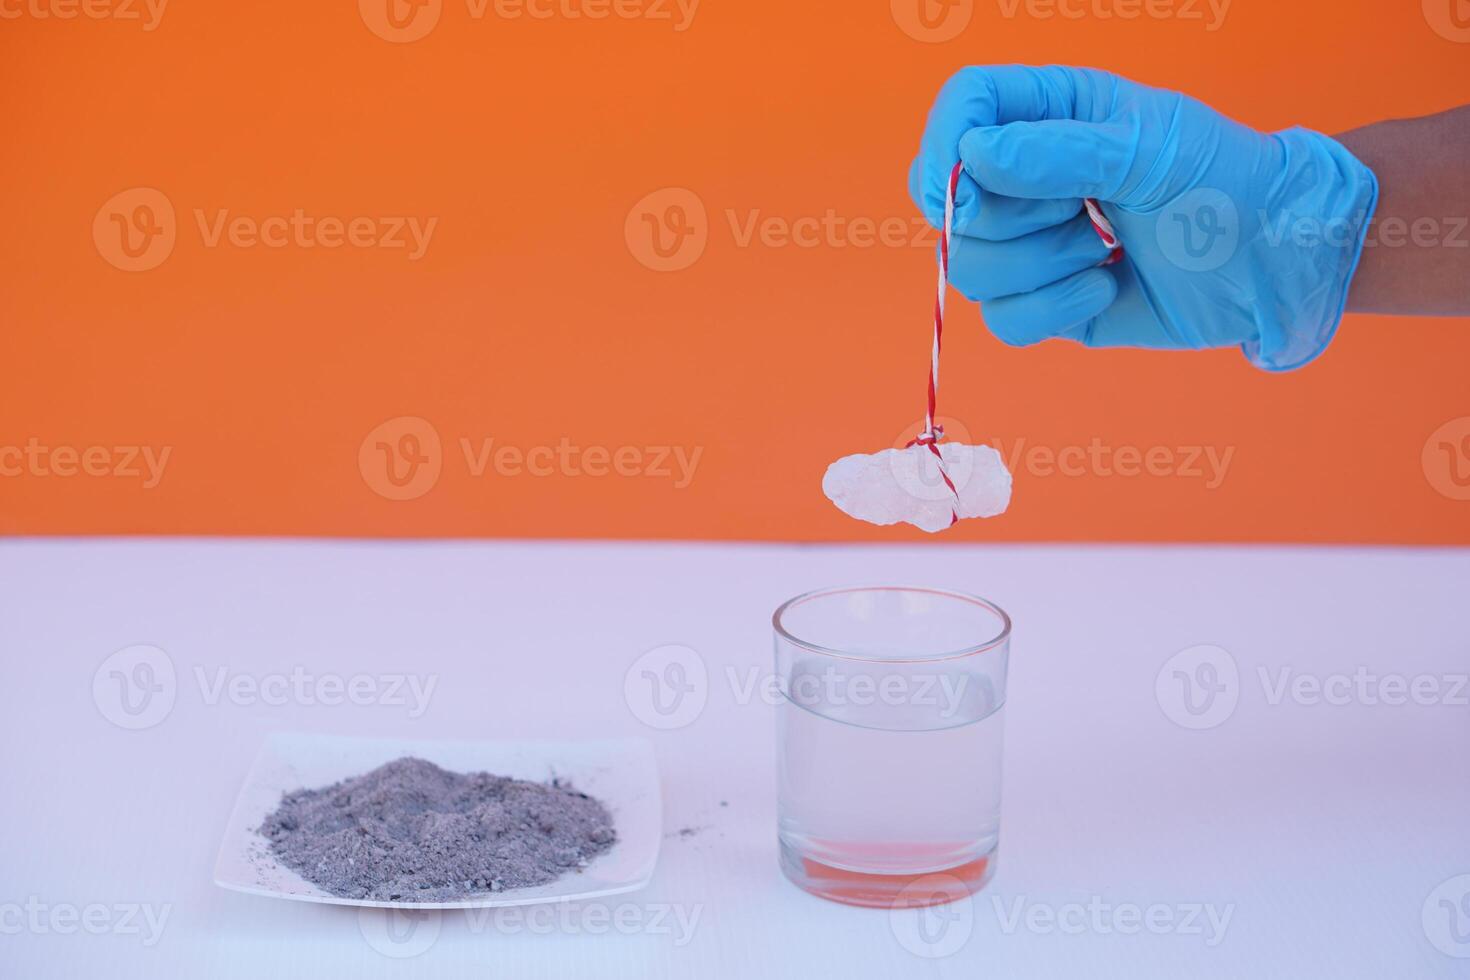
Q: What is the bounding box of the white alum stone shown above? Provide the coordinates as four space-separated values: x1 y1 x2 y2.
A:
823 442 1012 534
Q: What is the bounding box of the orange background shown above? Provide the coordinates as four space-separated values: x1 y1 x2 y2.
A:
2 0 1468 543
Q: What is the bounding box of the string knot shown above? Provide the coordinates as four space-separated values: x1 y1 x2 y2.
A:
907 425 945 448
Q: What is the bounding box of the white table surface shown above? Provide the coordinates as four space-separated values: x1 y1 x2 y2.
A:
3 539 1468 978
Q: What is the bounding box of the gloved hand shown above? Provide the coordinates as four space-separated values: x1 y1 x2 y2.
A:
909 65 1379 370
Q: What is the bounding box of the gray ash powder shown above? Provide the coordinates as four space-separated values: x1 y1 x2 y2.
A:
260 757 616 902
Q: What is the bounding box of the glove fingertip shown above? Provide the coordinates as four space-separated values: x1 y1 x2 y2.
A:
906 154 925 211
980 297 1050 348
956 127 991 179
907 154 946 229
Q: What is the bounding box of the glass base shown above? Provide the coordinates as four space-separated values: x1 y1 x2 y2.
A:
779 839 996 908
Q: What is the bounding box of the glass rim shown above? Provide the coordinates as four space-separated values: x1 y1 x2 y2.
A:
771 585 1012 664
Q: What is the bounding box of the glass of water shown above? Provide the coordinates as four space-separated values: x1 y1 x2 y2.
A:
773 586 1011 908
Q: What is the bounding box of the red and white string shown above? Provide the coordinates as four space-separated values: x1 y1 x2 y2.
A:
908 161 1123 526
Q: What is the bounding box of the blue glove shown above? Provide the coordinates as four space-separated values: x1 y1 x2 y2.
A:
909 65 1379 370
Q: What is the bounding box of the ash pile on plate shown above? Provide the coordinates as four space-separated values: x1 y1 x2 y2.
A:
260 756 616 902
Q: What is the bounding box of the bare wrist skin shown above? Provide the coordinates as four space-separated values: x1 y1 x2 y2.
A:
1337 106 1470 316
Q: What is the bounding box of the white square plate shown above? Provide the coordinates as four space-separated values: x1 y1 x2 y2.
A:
213 732 662 910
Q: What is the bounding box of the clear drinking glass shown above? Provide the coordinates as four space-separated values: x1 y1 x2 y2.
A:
773 586 1011 908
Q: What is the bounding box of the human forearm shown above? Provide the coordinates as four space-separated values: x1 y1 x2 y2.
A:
1339 106 1470 316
